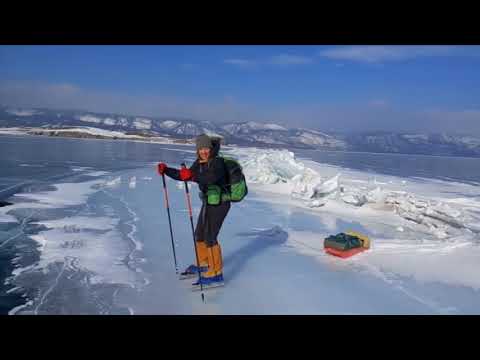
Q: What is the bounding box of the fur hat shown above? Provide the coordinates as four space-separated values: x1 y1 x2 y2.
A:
195 134 212 150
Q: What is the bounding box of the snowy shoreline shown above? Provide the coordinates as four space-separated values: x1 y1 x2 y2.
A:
0 127 195 147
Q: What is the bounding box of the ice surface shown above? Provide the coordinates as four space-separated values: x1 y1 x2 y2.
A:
4 144 480 314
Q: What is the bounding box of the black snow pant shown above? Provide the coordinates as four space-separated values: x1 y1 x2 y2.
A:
194 200 231 247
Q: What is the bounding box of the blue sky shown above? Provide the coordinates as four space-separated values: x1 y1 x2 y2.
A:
1 45 479 134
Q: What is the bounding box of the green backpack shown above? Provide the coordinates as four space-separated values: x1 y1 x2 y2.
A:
220 155 248 202
204 137 248 205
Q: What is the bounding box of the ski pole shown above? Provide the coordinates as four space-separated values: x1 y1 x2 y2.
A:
161 173 179 274
181 163 205 303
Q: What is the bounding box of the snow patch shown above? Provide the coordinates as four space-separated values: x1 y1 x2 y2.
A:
30 234 47 252
33 216 119 232
133 118 152 130
72 167 92 172
129 176 137 189
103 117 117 126
104 177 122 187
41 127 144 139
223 121 287 134
12 180 104 208
19 164 45 167
297 132 328 146
85 171 110 177
263 123 288 131
31 225 135 286
202 129 223 138
76 115 103 124
403 134 429 142
117 117 129 127
6 109 40 116
160 120 180 129
0 127 29 135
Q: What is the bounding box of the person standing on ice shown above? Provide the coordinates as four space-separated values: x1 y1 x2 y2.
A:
157 134 230 288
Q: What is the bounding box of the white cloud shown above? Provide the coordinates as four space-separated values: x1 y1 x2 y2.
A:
224 54 314 68
268 54 313 66
319 45 460 63
223 58 257 68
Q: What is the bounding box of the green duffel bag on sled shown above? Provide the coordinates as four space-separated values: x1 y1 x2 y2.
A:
324 233 362 251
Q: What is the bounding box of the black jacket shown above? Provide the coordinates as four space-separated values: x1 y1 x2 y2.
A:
164 140 228 195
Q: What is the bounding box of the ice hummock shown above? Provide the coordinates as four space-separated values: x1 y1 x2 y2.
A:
231 147 478 240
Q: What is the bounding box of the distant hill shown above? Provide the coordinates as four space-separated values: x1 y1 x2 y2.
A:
1 106 479 157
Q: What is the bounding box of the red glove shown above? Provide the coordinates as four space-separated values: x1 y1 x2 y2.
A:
157 163 167 175
179 168 193 181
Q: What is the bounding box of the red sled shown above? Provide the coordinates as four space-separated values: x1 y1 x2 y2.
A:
324 246 366 259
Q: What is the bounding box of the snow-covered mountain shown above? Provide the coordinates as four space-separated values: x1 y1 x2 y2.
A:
1 106 480 156
0 107 347 150
338 131 480 157
220 121 347 149
222 121 288 134
0 106 227 138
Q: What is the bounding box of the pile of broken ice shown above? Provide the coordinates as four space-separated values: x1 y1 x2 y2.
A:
235 148 478 239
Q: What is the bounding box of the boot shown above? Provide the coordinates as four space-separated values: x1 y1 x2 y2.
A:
179 241 209 279
191 273 224 290
192 243 224 289
204 243 223 277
